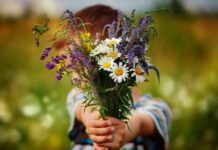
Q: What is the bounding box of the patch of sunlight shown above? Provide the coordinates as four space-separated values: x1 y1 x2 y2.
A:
40 114 54 128
43 96 50 103
198 99 208 114
160 76 175 97
176 87 193 109
0 99 12 123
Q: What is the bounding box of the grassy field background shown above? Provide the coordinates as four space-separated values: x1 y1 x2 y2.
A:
0 13 217 150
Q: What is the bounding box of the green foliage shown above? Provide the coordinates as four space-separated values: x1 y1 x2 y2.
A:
32 15 50 35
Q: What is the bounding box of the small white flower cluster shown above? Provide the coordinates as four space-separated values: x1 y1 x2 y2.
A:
90 38 146 83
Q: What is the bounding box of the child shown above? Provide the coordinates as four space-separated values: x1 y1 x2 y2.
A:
65 5 172 150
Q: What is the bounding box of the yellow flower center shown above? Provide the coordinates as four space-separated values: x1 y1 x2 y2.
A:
108 40 117 47
115 68 123 76
102 61 111 68
135 66 142 75
109 51 117 58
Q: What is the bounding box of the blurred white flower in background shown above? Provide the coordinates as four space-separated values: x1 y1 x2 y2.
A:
20 94 41 117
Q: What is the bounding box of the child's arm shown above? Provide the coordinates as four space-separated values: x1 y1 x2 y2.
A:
76 102 156 149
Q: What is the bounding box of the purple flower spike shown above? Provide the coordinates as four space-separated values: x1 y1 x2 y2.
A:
56 75 62 80
40 47 52 60
117 41 126 53
127 49 135 65
61 54 67 59
46 61 55 70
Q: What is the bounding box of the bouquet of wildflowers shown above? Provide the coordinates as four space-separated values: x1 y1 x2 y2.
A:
33 10 159 121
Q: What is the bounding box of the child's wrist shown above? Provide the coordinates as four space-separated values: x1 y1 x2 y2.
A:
75 101 84 123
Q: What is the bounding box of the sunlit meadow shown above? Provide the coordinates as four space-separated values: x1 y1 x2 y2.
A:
0 13 217 150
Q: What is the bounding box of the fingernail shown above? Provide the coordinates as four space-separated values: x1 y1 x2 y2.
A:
111 127 115 131
108 135 112 139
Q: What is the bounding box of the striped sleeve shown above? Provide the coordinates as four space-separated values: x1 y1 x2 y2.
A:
134 94 172 148
66 88 85 141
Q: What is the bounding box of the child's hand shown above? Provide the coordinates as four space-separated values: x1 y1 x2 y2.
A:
80 107 115 146
95 116 127 149
77 104 127 149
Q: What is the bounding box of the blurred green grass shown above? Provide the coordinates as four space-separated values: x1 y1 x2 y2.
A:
0 14 217 150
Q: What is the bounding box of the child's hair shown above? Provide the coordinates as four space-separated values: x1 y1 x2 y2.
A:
54 4 118 49
75 4 118 38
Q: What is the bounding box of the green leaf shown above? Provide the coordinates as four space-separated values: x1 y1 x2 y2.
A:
148 65 160 83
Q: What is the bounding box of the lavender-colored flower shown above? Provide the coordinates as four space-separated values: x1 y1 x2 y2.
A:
121 17 129 40
40 47 52 60
68 12 74 23
56 75 62 80
137 17 144 28
133 45 144 57
63 10 74 22
130 28 138 43
61 54 67 59
51 54 66 64
52 56 60 63
35 37 40 47
70 50 82 68
108 21 117 38
55 67 66 80
116 41 126 53
82 56 92 69
46 61 55 70
126 49 135 64
116 10 122 28
142 16 152 25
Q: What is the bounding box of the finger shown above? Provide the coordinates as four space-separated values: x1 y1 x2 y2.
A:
98 142 122 149
106 116 125 126
89 135 112 143
87 120 112 128
94 143 109 150
86 127 115 135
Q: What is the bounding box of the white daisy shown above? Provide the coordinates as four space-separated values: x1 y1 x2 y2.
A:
98 56 114 71
107 48 121 59
105 38 121 48
90 43 112 57
131 65 146 82
109 62 129 83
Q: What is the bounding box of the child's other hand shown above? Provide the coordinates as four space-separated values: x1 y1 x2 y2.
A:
96 116 127 149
